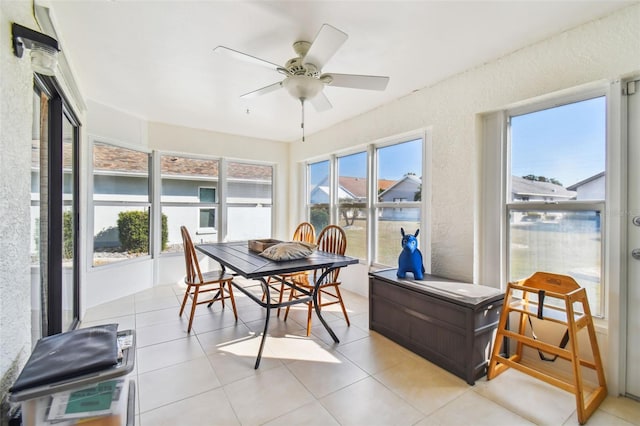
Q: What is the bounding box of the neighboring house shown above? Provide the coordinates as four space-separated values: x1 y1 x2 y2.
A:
566 172 605 200
309 176 396 204
90 144 272 250
511 176 577 224
378 174 422 220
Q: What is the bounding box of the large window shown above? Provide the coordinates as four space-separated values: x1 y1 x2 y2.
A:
92 142 151 266
160 155 219 252
307 137 424 265
507 96 606 316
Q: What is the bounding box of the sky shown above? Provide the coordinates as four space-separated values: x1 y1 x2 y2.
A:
511 96 606 187
310 138 422 184
311 96 605 188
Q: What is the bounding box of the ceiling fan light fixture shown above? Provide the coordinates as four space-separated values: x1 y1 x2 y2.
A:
283 75 324 101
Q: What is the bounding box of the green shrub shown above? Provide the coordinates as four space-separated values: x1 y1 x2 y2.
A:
63 211 73 259
310 208 329 232
117 211 168 253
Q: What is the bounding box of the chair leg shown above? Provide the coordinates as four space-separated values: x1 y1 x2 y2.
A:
276 282 285 317
306 300 313 336
187 286 199 333
334 285 350 326
284 288 296 321
179 285 191 316
218 282 226 308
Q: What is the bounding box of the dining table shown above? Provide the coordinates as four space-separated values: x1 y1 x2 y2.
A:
195 241 359 368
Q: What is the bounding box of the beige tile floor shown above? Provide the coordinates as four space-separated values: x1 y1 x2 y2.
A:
82 278 640 426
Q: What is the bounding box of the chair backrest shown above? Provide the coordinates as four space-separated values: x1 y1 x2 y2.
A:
315 225 347 284
513 271 580 295
293 222 316 244
181 226 203 284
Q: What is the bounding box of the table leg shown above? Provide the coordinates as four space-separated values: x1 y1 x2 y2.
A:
313 268 340 343
255 277 270 369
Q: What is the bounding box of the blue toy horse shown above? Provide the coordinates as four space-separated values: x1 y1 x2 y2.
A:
397 228 425 280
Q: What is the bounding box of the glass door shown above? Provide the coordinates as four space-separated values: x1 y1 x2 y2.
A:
32 76 80 338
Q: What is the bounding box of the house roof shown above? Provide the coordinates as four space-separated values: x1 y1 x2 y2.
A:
337 176 396 199
511 176 576 199
88 143 272 180
566 172 605 190
378 174 422 198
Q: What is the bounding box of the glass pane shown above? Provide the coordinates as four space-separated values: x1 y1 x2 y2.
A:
227 162 273 202
377 139 422 203
93 206 151 266
338 206 366 259
376 208 420 267
509 209 602 315
93 142 149 201
309 160 330 204
199 208 215 228
30 89 46 341
61 115 75 331
226 206 271 241
510 97 606 202
161 155 218 203
310 205 330 233
199 187 216 203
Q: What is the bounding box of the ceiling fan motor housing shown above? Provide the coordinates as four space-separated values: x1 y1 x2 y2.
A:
285 57 319 78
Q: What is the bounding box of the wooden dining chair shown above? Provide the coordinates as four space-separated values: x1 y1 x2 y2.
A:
264 222 316 316
285 224 350 335
179 226 237 333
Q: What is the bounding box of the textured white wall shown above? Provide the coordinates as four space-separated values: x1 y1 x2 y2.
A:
0 0 40 412
290 4 640 285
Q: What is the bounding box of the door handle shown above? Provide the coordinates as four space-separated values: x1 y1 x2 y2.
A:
633 216 640 227
633 249 640 260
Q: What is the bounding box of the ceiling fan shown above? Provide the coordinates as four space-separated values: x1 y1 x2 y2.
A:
214 24 390 141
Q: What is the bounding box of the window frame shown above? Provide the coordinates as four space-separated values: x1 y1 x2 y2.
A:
504 89 608 317
305 131 428 267
90 139 152 268
33 74 81 335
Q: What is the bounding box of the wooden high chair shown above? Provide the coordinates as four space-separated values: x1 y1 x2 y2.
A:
487 272 607 425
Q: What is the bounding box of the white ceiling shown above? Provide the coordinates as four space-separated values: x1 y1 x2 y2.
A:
46 0 631 142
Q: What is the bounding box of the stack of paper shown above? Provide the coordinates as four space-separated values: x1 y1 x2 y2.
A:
44 378 129 425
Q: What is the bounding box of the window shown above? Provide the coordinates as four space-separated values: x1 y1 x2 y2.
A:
338 152 367 259
198 188 216 232
225 161 273 241
92 142 151 265
306 137 424 265
507 96 606 316
375 139 422 266
308 160 331 233
160 155 220 252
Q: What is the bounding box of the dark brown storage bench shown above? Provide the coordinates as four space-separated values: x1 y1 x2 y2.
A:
369 269 504 385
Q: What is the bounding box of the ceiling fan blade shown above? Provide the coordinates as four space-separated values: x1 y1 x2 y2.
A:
240 81 283 99
214 46 283 72
323 73 390 91
303 24 348 70
310 91 332 112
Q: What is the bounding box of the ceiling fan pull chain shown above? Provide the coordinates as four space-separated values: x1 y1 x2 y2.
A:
301 99 305 142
